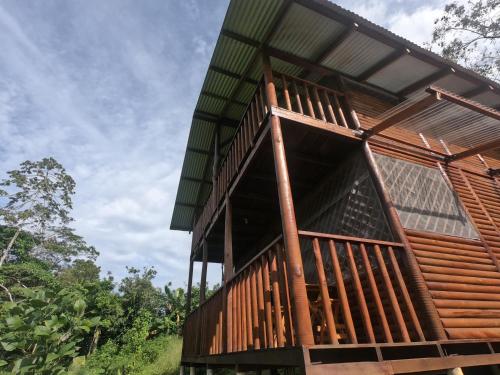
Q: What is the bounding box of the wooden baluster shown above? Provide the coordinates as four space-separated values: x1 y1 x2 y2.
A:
276 243 294 346
373 244 410 342
262 255 274 348
250 265 261 349
270 249 285 347
312 238 339 344
226 284 233 352
281 75 292 110
245 271 254 348
255 92 263 124
241 275 248 351
259 82 268 115
312 87 327 121
322 90 338 125
328 240 357 343
251 102 258 135
235 278 241 351
292 80 304 114
388 246 425 341
359 244 392 342
254 97 261 128
232 282 237 351
303 83 315 118
333 94 348 128
256 259 268 347
219 299 223 353
346 242 375 342
242 118 248 154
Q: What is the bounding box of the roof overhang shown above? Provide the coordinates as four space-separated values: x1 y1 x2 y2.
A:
170 0 500 232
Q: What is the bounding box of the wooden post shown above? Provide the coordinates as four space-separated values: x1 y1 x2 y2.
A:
262 52 314 346
224 197 234 353
200 238 208 304
363 142 447 340
186 253 195 314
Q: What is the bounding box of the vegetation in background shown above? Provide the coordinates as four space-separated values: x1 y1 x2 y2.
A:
431 0 499 82
0 157 216 374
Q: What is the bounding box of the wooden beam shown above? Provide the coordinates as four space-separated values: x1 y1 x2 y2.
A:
194 111 239 128
182 176 212 184
177 202 202 208
209 65 258 85
365 91 441 136
448 139 500 162
186 147 210 155
397 68 452 97
315 24 358 64
221 29 260 48
201 90 247 107
357 49 408 82
200 238 208 303
427 86 500 121
185 251 195 315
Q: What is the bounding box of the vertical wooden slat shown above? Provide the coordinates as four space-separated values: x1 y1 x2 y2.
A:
256 259 268 348
373 244 410 342
292 79 304 115
276 243 294 346
250 266 261 349
388 246 425 341
281 75 292 110
236 278 242 351
259 82 268 115
255 91 263 124
241 276 248 351
328 240 357 343
359 244 392 342
304 83 315 118
346 242 375 343
312 87 327 121
262 255 274 348
226 285 233 352
333 94 348 128
321 90 337 124
270 249 285 347
312 238 339 344
245 271 254 348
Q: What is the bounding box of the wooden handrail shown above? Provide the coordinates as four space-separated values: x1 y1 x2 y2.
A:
298 230 403 247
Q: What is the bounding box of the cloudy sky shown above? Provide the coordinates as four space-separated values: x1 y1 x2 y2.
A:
0 0 448 288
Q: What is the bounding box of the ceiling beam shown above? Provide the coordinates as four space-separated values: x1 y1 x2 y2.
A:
448 139 500 162
364 91 441 137
427 86 500 121
397 68 453 97
193 111 239 128
181 176 212 184
201 90 246 107
187 147 210 155
315 24 358 64
221 29 260 48
357 49 408 82
177 202 202 208
209 65 258 85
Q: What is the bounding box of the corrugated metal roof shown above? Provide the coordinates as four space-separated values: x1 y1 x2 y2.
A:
368 55 440 93
321 32 395 77
269 3 345 60
170 0 500 231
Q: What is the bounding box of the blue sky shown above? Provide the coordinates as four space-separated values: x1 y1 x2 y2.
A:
0 0 447 288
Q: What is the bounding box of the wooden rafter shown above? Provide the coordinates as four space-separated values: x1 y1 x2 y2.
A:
201 90 246 107
314 24 358 64
397 68 452 97
209 65 258 85
357 49 408 82
194 111 239 128
447 139 500 162
364 91 441 137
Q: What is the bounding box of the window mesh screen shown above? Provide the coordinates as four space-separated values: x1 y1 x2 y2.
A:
373 153 478 239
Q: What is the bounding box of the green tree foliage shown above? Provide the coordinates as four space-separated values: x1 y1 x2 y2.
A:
431 0 499 82
0 158 214 374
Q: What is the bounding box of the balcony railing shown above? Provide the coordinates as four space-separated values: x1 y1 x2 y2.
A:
192 74 353 249
183 231 427 358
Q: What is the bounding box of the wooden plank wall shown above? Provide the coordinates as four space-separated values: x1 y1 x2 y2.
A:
350 89 500 339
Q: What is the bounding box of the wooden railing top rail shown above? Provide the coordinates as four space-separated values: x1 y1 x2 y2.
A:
298 230 403 247
273 71 345 97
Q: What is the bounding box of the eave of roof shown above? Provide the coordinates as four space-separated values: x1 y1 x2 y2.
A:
170 0 500 232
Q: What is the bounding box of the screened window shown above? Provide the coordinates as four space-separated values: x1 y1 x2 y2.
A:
373 153 478 239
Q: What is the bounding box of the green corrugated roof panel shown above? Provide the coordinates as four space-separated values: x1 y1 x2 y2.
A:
269 3 345 60
196 95 226 116
202 70 239 99
223 0 285 42
187 119 214 152
180 152 208 180
212 36 257 77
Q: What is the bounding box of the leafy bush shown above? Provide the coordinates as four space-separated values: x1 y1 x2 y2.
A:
0 287 99 374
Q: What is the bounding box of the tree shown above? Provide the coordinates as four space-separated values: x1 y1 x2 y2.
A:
0 157 97 268
431 0 499 82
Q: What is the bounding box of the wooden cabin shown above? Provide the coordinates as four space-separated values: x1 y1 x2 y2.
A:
170 1 500 374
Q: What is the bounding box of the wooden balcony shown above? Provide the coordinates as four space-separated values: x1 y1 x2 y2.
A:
183 231 429 356
192 73 355 249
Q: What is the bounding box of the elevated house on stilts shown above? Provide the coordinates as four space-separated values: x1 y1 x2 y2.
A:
170 1 500 374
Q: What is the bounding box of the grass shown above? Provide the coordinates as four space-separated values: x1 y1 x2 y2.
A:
138 335 183 375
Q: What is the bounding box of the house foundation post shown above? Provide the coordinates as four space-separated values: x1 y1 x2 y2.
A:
262 51 314 346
